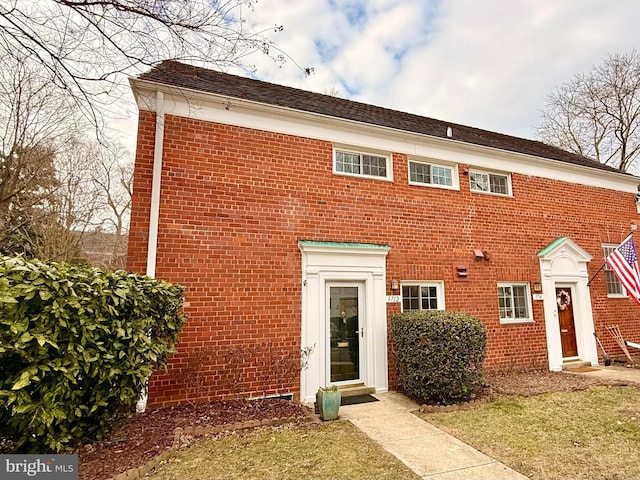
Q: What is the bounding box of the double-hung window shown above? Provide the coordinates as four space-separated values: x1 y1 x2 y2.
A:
401 282 445 311
602 244 626 296
498 282 532 323
469 170 511 195
334 148 391 180
408 159 457 190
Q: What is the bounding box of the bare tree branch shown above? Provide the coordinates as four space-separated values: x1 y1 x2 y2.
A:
0 1 309 260
538 50 640 173
0 57 128 262
0 0 309 132
0 57 80 254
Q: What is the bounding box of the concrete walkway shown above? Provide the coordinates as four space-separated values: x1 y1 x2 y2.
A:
567 364 640 384
339 367 640 479
339 391 528 480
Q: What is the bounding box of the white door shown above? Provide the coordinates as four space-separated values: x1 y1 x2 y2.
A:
327 283 365 385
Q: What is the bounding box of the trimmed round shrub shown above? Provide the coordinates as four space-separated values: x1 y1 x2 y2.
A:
391 310 486 405
0 256 186 452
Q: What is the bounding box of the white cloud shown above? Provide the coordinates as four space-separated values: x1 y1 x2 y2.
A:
115 0 640 150
367 1 636 136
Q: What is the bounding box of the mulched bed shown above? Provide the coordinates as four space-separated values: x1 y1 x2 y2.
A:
486 369 634 396
76 398 311 480
4 370 637 480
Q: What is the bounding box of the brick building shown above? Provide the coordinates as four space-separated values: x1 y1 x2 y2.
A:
128 61 640 407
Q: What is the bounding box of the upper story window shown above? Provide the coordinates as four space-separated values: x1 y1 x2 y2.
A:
469 170 511 196
401 282 445 312
334 148 392 181
602 244 626 297
408 159 458 190
498 282 532 324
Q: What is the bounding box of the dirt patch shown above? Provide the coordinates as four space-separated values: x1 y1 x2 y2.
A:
75 398 311 480
486 370 630 396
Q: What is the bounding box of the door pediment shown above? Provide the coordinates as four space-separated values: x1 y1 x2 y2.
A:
538 237 592 278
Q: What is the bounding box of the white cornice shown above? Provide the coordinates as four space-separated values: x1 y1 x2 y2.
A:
130 78 640 194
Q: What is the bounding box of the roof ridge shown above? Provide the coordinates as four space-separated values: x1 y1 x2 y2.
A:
137 60 629 177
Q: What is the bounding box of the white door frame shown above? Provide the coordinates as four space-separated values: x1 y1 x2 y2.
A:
538 237 598 371
298 241 389 403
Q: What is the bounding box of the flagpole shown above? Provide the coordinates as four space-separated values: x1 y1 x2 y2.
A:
587 232 635 287
587 261 607 287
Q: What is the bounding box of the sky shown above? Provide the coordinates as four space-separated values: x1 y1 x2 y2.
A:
110 0 640 152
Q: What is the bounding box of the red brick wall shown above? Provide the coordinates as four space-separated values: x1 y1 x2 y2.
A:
128 113 640 406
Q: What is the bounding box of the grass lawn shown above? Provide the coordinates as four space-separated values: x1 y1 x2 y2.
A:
418 385 640 480
144 420 420 480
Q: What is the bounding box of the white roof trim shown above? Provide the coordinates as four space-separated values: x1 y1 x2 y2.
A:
130 78 640 194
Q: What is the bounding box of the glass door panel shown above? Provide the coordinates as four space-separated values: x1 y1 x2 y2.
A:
329 286 360 382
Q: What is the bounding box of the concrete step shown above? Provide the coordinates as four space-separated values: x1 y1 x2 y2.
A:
562 360 591 371
314 385 375 414
338 384 375 397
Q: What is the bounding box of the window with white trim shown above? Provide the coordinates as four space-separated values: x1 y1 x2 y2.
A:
497 283 532 323
408 159 457 189
602 244 626 296
401 282 445 311
334 148 391 180
469 170 511 195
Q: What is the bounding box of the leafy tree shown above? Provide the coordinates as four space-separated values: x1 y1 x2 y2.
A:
538 51 640 173
0 54 133 263
5 137 134 266
0 55 78 256
0 145 60 257
25 136 104 263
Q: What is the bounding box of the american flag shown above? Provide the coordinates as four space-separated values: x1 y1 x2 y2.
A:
607 233 640 306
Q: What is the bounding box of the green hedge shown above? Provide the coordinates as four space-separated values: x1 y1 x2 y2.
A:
391 310 486 405
0 256 186 452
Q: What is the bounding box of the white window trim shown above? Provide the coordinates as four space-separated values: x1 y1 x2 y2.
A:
602 243 628 298
469 169 512 197
333 146 393 182
498 282 533 324
400 281 446 312
407 157 459 190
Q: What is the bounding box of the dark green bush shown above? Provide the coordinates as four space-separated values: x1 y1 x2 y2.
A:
391 310 486 405
0 256 186 452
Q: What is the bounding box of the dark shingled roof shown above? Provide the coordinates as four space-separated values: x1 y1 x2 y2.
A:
137 60 625 176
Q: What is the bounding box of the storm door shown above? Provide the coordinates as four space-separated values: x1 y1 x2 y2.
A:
327 284 364 383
